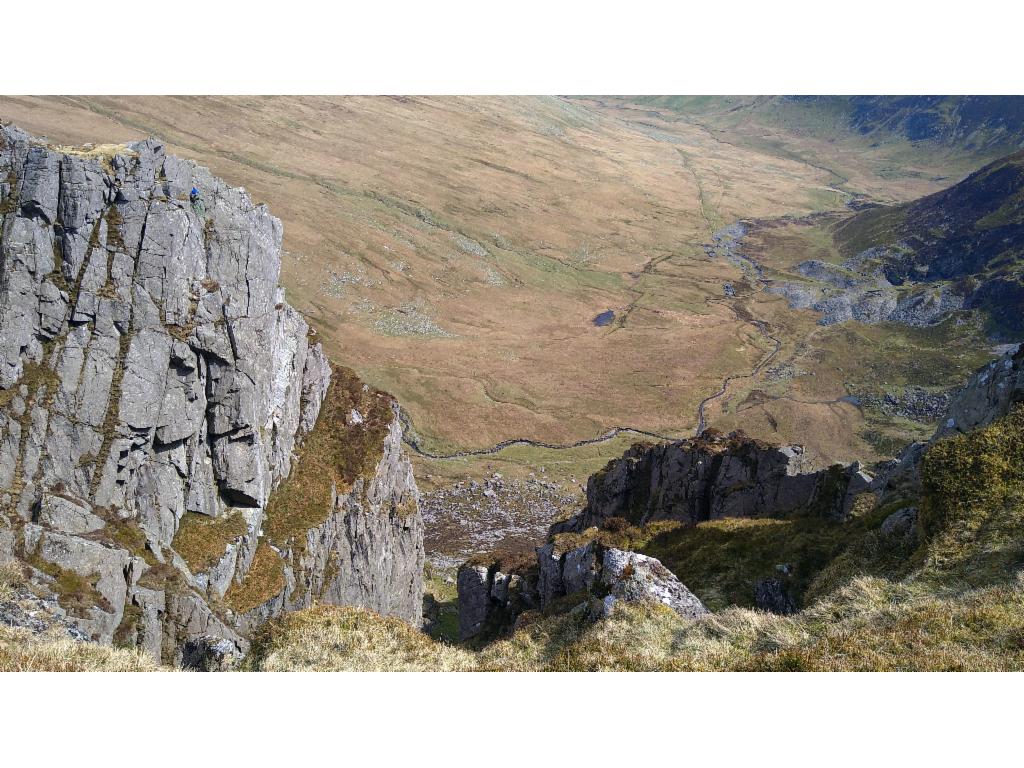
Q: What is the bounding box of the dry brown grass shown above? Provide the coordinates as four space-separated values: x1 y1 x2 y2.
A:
246 605 475 672
171 511 248 573
0 625 162 672
469 576 1024 671
239 574 1024 672
0 560 25 602
0 95 948 465
224 543 286 614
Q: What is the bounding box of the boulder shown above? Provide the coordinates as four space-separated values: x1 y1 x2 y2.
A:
600 548 709 620
459 540 707 638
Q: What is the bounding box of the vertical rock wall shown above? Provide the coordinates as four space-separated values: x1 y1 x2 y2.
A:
557 430 873 533
0 125 423 663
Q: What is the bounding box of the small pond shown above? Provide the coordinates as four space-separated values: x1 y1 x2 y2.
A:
592 310 615 327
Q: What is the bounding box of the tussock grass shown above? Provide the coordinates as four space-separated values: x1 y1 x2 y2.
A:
474 575 1024 671
246 605 475 671
0 626 162 672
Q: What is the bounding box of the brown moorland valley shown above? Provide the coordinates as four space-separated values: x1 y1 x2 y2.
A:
2 95 1010 568
2 94 1024 673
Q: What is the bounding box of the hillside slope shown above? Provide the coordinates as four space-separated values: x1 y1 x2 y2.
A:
253 345 1024 671
830 150 1024 337
0 96 958 459
621 96 1024 156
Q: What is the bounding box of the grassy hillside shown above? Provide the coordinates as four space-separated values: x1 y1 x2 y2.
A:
583 96 1004 205
247 405 1024 671
622 96 1024 159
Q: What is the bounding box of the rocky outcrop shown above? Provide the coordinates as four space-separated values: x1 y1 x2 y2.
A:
872 345 1023 505
554 430 871 534
596 548 708 620
856 387 951 425
0 125 423 661
753 577 797 615
767 255 968 328
456 550 537 641
457 539 707 640
934 344 1024 439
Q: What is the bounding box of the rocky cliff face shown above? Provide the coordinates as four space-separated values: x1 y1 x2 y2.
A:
456 431 875 640
457 540 708 642
934 343 1024 440
554 430 872 534
0 125 423 663
760 150 1024 336
873 343 1024 502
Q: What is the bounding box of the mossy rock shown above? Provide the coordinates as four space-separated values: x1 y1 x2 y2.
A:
264 364 396 545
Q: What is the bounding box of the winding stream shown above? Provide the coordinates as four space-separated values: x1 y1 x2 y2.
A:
400 222 783 459
398 407 682 460
694 222 783 434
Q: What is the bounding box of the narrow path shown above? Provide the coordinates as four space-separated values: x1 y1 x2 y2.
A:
677 149 718 236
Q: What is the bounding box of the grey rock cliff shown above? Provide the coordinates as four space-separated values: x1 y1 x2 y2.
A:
555 430 871 533
457 538 707 640
873 344 1024 502
243 412 424 633
0 125 423 661
934 344 1024 439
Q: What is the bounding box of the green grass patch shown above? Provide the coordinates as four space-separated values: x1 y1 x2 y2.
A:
171 511 247 574
264 364 395 545
225 543 286 614
918 404 1024 588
